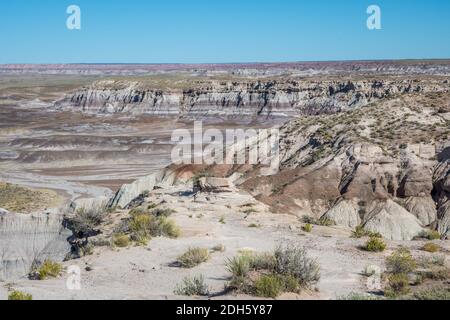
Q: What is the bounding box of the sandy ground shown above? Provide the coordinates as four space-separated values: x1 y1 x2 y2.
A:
2 185 447 300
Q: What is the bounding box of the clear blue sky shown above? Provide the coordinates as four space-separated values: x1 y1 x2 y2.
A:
1 0 449 63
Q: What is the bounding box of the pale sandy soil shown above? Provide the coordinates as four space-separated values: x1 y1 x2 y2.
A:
2 186 447 300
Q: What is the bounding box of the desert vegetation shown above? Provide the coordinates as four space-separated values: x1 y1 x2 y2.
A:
0 182 60 213
8 291 32 300
31 259 63 280
177 248 210 268
226 243 320 298
174 275 210 296
112 206 180 247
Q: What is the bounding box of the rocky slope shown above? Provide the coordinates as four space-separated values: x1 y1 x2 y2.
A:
0 210 71 280
159 90 450 240
53 77 449 118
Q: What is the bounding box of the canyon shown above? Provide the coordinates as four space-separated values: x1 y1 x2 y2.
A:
0 61 449 300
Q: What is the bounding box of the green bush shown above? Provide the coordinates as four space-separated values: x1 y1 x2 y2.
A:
226 255 251 278
385 273 410 298
174 275 210 296
226 244 320 296
159 217 181 238
8 291 32 300
274 244 320 287
37 260 62 280
254 274 283 298
69 207 106 238
421 242 441 253
279 274 300 293
302 224 313 233
112 233 130 247
364 237 387 252
386 248 416 274
177 248 210 268
128 213 152 243
128 212 180 242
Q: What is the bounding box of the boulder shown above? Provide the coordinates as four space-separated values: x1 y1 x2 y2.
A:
403 197 437 226
363 200 424 240
321 199 361 228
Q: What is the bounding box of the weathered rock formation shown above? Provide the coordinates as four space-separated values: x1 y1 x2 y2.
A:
53 78 449 118
0 212 71 280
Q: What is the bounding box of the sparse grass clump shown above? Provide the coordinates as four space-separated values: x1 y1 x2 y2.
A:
364 237 387 252
386 248 416 274
421 242 441 253
177 248 210 268
128 213 152 244
36 260 62 280
254 274 283 298
385 273 410 298
124 209 180 245
226 243 320 298
174 275 210 296
112 233 130 247
159 217 181 238
8 291 32 300
219 216 226 224
351 226 382 239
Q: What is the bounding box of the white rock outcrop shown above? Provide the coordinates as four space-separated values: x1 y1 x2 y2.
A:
322 199 361 229
0 212 71 280
363 200 424 240
108 169 179 209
